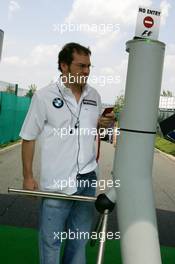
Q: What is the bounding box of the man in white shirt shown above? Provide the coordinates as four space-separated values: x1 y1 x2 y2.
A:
20 42 111 264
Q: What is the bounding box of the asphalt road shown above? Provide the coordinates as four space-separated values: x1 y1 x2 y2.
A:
0 141 175 247
0 142 40 193
0 141 175 212
99 142 175 212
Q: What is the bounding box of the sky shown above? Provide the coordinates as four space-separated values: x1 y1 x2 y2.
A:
0 0 174 104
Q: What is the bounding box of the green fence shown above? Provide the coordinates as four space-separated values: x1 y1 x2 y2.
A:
0 92 31 144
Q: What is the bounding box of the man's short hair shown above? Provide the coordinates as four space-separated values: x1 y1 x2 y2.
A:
58 42 91 72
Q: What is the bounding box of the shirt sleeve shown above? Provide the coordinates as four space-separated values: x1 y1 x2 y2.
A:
106 187 117 203
19 93 46 140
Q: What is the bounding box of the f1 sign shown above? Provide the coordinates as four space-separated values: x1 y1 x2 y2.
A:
135 7 161 40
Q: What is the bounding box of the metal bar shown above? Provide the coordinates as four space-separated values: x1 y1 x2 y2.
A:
96 209 109 264
8 187 109 264
8 188 96 202
90 214 104 247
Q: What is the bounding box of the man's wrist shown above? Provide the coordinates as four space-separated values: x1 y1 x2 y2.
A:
23 173 33 180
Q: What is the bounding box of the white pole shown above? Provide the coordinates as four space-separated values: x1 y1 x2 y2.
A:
113 39 165 264
0 29 4 61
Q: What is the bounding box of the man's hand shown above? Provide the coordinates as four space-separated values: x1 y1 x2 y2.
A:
98 111 115 129
23 177 38 190
95 193 115 214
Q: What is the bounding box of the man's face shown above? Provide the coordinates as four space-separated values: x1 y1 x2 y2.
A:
62 51 91 86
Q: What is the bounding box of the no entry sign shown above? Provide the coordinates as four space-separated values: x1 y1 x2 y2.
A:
135 7 161 40
143 16 154 28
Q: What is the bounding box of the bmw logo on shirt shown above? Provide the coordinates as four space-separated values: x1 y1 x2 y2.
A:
52 97 64 108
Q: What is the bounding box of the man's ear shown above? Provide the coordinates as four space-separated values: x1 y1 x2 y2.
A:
60 62 68 73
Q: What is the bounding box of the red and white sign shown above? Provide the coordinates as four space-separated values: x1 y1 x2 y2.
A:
143 16 154 28
135 7 161 40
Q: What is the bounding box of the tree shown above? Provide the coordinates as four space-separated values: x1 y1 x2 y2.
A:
5 84 15 94
25 84 37 98
113 94 125 121
114 94 125 113
161 90 173 97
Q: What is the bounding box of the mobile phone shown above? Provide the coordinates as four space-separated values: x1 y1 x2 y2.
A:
102 107 114 116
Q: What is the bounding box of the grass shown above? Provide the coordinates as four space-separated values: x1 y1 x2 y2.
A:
0 225 175 264
155 135 175 156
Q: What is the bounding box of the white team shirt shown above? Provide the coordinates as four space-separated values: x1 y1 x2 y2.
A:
20 79 102 194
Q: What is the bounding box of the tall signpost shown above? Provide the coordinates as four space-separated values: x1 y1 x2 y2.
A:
108 7 165 264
